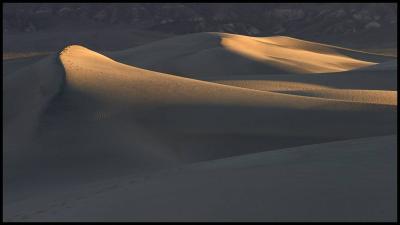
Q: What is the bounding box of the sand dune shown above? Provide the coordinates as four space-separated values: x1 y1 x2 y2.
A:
206 69 397 91
59 45 396 138
219 34 376 73
59 45 390 107
4 44 396 191
109 32 395 77
3 32 397 222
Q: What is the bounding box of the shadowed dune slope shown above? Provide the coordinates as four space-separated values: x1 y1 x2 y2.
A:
3 54 50 76
108 32 395 77
3 135 397 222
3 53 64 154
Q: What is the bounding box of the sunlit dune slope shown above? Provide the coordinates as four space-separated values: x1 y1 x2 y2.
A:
215 80 397 105
108 32 394 77
250 35 395 62
220 34 376 73
60 45 348 106
58 45 395 140
59 45 390 107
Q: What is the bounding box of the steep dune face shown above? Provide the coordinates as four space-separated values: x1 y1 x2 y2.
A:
109 32 394 77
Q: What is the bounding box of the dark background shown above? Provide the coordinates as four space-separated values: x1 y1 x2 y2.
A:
3 3 397 52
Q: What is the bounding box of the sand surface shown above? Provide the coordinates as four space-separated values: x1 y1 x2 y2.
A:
3 32 397 222
3 135 397 222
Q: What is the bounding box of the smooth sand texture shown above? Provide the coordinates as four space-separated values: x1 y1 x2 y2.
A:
220 34 376 73
2 33 397 222
3 135 397 222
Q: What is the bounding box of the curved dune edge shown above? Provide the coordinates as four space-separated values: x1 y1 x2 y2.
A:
277 89 397 106
215 80 397 106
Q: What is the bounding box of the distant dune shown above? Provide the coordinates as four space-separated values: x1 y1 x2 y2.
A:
3 32 397 222
108 32 395 77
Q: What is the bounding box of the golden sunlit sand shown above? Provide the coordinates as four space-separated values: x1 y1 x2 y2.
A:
220 34 376 73
215 80 397 105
